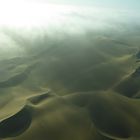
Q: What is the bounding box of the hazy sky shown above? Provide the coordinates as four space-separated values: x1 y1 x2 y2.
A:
0 0 139 11
29 0 140 10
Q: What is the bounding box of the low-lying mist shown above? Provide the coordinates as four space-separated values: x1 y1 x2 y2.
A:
0 6 140 59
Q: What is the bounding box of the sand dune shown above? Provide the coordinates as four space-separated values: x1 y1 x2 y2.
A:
0 24 140 140
0 106 31 138
1 91 140 140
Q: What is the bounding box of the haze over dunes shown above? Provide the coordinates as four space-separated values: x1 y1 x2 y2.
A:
0 1 140 140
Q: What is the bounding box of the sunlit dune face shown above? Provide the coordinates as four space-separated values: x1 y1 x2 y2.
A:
0 0 75 27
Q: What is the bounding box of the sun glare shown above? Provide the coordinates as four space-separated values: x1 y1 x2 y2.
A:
0 0 74 27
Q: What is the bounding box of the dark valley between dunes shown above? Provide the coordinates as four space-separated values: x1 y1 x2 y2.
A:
0 0 140 140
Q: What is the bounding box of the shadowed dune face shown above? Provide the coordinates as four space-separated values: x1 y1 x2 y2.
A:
0 4 140 140
28 90 56 105
1 92 140 140
0 107 32 138
64 92 140 139
1 93 95 140
88 95 131 138
114 64 140 97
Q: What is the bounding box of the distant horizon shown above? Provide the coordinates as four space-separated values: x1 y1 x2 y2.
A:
24 0 140 10
1 0 140 10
